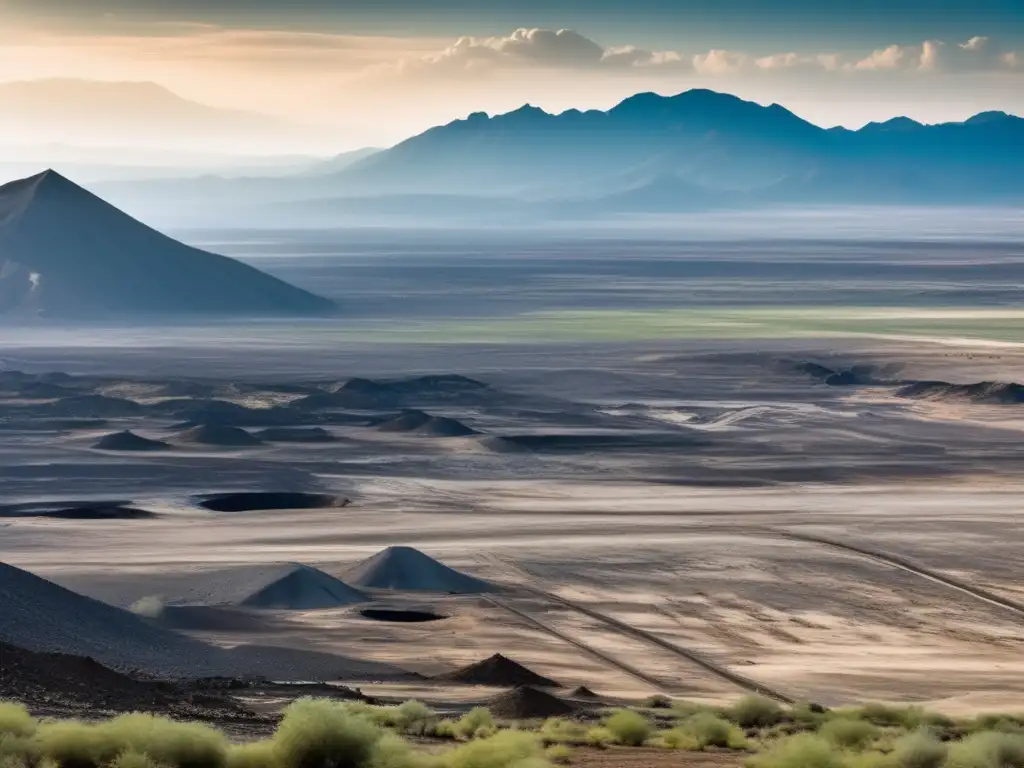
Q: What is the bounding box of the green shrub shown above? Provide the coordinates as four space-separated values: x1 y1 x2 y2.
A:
442 731 543 768
34 720 113 768
227 742 279 768
790 703 829 730
110 751 160 768
431 721 459 741
643 696 673 710
748 734 845 768
273 698 382 768
0 735 38 767
544 745 573 765
96 713 229 768
674 712 737 750
604 711 651 747
850 704 950 731
455 710 494 741
391 702 436 737
731 697 785 729
370 733 433 768
538 719 586 746
584 728 611 749
946 731 1024 768
890 730 947 768
0 705 36 739
968 715 1024 735
819 718 879 750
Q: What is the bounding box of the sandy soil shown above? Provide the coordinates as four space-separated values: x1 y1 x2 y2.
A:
2 337 1024 715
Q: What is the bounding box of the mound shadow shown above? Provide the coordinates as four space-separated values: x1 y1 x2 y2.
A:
359 608 447 623
198 492 350 512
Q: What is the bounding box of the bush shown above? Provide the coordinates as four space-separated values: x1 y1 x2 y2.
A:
604 711 651 747
850 704 950 731
96 713 229 768
584 728 611 749
110 751 160 768
544 745 573 765
891 731 947 768
790 703 830 730
819 719 879 750
273 698 382 768
643 696 673 710
442 731 543 768
0 705 36 739
33 720 113 768
392 702 436 737
748 734 845 768
968 715 1024 735
538 719 587 746
227 742 279 768
946 731 1024 768
671 712 738 750
455 710 494 741
731 697 785 729
370 733 433 768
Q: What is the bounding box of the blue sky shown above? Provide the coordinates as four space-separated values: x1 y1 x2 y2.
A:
1 0 1022 147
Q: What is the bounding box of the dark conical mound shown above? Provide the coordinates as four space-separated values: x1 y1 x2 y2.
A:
346 546 496 593
439 654 561 687
374 409 431 431
488 686 576 719
255 427 337 443
569 685 601 700
375 409 478 437
175 424 263 447
236 564 368 610
0 170 334 317
0 500 157 520
93 430 170 452
46 394 144 417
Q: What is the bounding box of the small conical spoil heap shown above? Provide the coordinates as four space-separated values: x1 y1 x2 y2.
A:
175 424 263 447
488 686 576 719
346 546 495 593
93 430 170 452
569 685 601 700
438 653 561 687
239 564 368 610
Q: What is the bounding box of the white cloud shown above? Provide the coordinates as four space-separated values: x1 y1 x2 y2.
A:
849 36 1020 73
693 49 748 74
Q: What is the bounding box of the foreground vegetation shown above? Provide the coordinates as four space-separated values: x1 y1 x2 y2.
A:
3 696 1024 768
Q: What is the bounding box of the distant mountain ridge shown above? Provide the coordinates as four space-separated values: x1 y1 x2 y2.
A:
81 88 1024 226
337 89 1024 202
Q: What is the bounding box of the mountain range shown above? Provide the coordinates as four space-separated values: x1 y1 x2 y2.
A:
0 79 339 156
37 88 1024 226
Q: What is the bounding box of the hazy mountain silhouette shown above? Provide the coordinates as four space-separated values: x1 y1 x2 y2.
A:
85 89 1024 226
337 89 1024 204
0 79 336 155
0 170 335 318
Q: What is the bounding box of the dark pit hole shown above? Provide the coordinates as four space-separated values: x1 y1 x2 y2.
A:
198 492 349 512
360 609 447 623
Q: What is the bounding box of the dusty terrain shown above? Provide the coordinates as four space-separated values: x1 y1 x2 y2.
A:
2 337 1024 720
3 234 1024 728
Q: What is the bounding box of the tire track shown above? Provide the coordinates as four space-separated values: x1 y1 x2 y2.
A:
480 595 678 693
480 553 794 704
776 531 1024 623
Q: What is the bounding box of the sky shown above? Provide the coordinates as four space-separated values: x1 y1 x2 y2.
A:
0 0 1022 151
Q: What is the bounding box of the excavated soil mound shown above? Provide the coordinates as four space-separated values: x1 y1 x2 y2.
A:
93 430 171 452
374 410 478 437
897 380 1024 404
238 564 368 610
360 608 446 623
198 492 348 512
346 546 496 593
46 395 145 418
488 686 576 719
175 424 263 447
439 653 561 687
0 501 156 520
569 685 601 700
